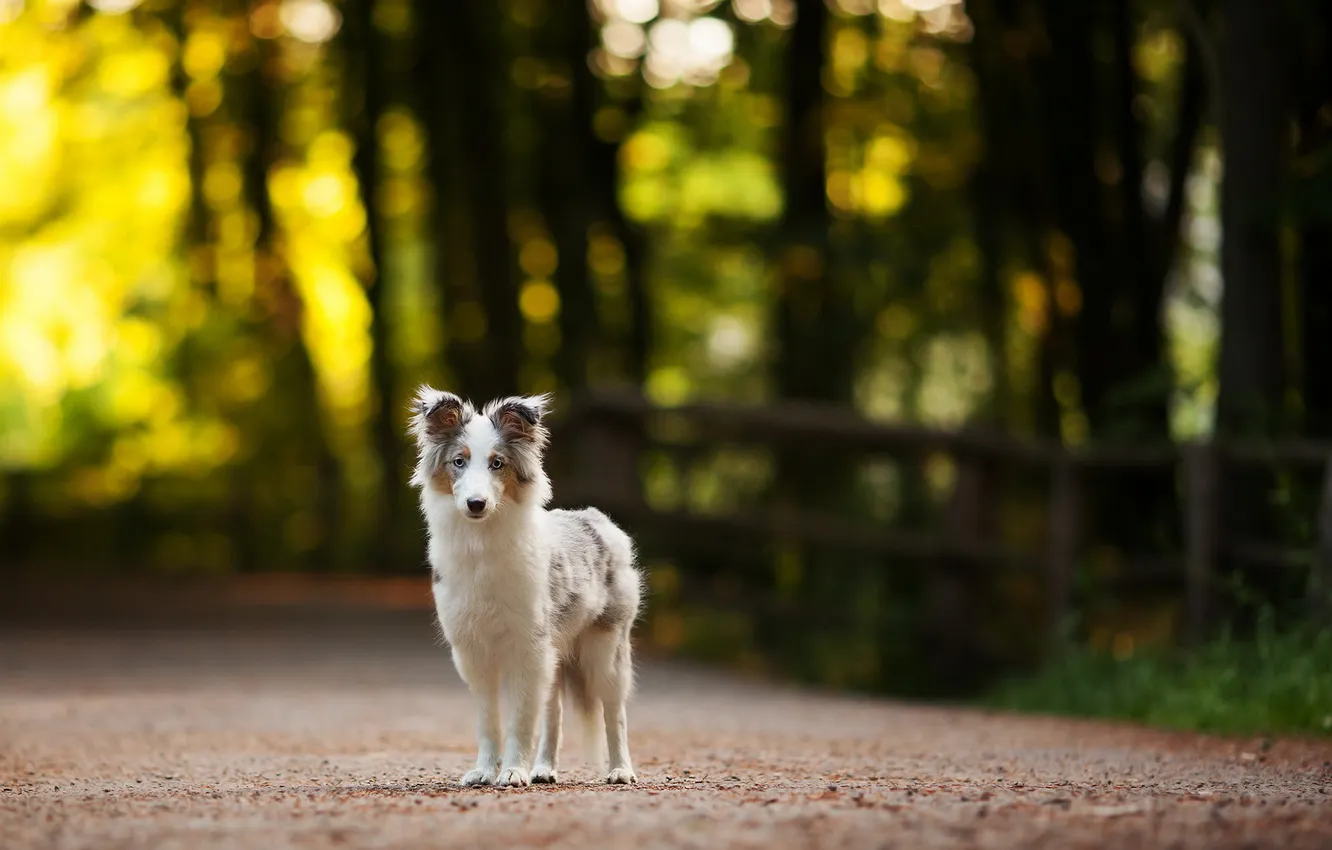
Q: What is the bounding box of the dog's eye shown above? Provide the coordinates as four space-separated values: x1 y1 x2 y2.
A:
489 457 504 470
452 456 466 468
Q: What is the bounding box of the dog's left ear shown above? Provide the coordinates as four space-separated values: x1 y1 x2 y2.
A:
489 394 551 445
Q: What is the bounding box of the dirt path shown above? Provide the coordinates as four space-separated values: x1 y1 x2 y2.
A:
2 610 1330 849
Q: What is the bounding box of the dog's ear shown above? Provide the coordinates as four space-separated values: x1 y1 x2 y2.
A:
488 394 551 446
408 386 469 447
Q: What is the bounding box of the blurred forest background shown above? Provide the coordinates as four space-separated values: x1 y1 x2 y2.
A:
3 0 1332 707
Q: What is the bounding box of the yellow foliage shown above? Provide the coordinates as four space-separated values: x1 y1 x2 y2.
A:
826 168 855 211
1012 272 1048 336
186 78 221 116
0 70 58 223
1135 27 1182 85
100 44 169 96
377 176 422 217
830 26 869 93
519 239 558 278
877 303 915 341
223 356 271 405
288 250 373 425
866 131 913 172
859 170 906 216
620 129 671 172
204 162 244 205
1055 279 1083 317
588 232 626 278
106 370 174 426
519 279 560 324
645 366 691 406
115 318 162 364
378 108 424 171
0 4 373 499
183 28 227 80
302 173 346 218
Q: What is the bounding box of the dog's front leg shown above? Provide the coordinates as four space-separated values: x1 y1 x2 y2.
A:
495 643 555 788
531 664 562 783
453 647 502 786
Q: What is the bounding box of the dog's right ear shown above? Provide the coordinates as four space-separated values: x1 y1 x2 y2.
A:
408 386 469 447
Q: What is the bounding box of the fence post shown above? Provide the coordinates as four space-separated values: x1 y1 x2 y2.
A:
1046 450 1079 651
945 455 988 543
1182 441 1218 644
1309 453 1332 625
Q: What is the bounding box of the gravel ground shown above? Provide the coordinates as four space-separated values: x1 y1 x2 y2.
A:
2 602 1330 849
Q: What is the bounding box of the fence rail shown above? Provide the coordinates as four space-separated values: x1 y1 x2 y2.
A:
550 392 1332 650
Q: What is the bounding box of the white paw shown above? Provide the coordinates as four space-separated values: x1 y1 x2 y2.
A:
496 766 531 788
461 766 497 787
530 764 558 784
606 767 637 785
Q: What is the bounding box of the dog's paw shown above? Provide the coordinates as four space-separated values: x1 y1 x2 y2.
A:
496 766 531 788
460 766 497 787
606 767 637 785
530 764 558 784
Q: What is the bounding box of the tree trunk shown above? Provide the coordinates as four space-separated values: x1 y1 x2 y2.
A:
1216 0 1288 438
539 1 600 394
346 0 409 571
1106 0 1169 441
415 0 522 400
243 41 278 266
968 0 1066 437
1296 1 1332 436
1038 0 1110 428
774 0 858 404
1215 0 1291 625
772 0 826 400
964 0 1012 428
167 2 210 287
442 2 522 399
1300 211 1332 436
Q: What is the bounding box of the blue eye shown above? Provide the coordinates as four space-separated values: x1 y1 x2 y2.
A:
489 457 504 470
452 456 466 468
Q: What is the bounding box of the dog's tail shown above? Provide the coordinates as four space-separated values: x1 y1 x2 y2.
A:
561 656 606 773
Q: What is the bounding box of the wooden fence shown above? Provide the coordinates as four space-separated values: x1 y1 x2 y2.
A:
547 391 1332 650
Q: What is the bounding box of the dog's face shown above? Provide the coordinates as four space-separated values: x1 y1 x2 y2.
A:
408 387 551 521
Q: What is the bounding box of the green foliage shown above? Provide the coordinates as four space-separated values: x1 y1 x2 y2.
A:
987 614 1332 738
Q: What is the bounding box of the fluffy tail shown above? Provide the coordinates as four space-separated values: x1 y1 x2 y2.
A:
561 656 606 773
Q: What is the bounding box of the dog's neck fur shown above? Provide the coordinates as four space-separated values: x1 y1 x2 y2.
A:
420 474 552 587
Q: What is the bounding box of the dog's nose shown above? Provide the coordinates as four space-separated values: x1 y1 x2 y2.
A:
466 498 487 516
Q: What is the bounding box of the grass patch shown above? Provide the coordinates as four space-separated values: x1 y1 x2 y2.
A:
986 616 1332 738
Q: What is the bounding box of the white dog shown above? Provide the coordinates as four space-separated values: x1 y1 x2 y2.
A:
408 387 641 787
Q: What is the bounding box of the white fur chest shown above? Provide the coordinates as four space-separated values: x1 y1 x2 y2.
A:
424 496 548 653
